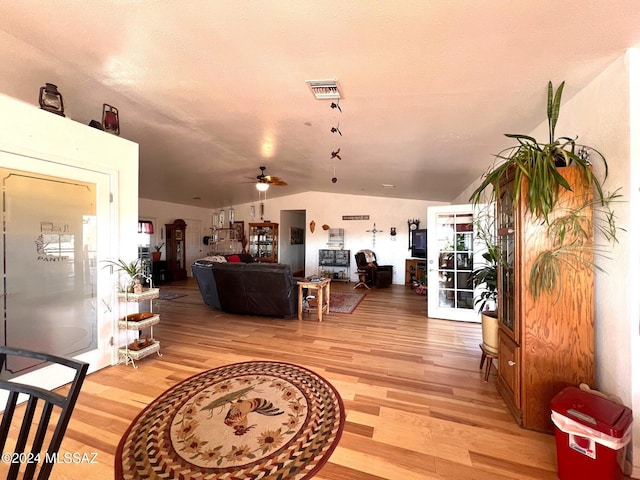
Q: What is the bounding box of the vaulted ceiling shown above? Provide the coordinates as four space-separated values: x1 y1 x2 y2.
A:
1 1 640 209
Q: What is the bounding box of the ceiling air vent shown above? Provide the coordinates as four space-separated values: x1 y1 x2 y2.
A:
305 79 342 100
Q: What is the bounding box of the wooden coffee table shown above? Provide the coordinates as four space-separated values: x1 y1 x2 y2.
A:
297 278 331 321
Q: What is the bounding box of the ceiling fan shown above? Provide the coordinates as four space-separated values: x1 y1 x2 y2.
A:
246 166 288 191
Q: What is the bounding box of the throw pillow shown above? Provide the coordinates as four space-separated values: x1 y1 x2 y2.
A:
227 254 241 263
201 255 227 263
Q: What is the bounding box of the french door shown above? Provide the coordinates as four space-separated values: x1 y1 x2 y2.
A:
427 204 479 322
0 151 113 387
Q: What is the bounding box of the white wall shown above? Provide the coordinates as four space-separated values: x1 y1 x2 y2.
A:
629 48 640 480
138 198 215 264
229 191 447 284
140 192 447 284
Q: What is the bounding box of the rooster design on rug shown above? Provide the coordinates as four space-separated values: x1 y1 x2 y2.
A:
224 398 284 435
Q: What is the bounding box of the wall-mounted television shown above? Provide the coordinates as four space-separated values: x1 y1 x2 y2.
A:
411 228 427 258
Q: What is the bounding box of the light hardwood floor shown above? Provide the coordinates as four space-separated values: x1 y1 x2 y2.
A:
8 279 566 479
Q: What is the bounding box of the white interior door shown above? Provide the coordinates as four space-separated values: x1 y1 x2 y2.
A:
0 152 113 389
427 204 480 322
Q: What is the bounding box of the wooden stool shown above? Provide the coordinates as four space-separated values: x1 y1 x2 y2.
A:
479 344 498 382
353 270 370 290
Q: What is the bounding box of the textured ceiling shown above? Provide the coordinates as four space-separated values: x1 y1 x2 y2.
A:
1 1 640 208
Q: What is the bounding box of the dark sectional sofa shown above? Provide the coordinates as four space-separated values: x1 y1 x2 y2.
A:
192 257 298 318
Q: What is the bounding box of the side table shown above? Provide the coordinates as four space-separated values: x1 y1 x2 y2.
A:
297 278 331 321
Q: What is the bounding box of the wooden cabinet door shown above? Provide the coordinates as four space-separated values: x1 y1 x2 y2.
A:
497 328 520 411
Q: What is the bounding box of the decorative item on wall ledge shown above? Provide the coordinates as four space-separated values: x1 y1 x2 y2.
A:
102 104 120 135
39 83 65 116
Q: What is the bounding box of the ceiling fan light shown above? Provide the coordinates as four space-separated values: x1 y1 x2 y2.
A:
256 182 269 192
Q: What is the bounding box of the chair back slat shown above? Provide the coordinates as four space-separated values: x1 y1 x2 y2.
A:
0 391 19 452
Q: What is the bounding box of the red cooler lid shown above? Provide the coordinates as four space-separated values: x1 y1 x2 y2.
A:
551 386 633 438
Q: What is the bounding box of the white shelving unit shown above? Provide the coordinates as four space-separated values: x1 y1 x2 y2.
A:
118 284 162 368
318 249 350 282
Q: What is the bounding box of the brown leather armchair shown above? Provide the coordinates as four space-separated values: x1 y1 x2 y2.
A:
354 250 393 287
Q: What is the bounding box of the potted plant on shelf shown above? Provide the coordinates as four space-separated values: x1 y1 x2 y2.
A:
152 243 164 262
102 258 143 292
469 80 620 297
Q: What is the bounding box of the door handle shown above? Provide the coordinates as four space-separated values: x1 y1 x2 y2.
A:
508 360 516 366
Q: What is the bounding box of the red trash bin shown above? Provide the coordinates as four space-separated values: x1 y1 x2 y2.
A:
551 386 632 480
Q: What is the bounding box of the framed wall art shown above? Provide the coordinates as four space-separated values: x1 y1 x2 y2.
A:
290 227 304 245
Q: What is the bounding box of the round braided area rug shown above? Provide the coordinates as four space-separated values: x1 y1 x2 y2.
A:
115 361 345 479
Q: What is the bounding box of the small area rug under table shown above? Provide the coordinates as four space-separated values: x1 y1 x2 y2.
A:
115 360 345 479
328 291 365 314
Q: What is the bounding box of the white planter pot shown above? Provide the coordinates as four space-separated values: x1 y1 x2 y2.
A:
481 311 499 355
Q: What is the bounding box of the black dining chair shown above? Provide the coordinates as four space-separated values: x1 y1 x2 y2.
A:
0 346 89 480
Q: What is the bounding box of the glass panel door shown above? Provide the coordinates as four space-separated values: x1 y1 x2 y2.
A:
1 168 97 375
427 204 479 322
0 155 112 383
498 187 516 336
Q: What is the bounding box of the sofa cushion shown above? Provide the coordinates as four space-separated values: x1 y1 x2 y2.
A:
201 255 227 263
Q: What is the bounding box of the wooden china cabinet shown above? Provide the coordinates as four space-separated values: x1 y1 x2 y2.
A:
496 167 594 433
248 222 278 263
165 219 187 281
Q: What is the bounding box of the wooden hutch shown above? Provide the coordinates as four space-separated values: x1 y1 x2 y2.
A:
496 167 594 433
